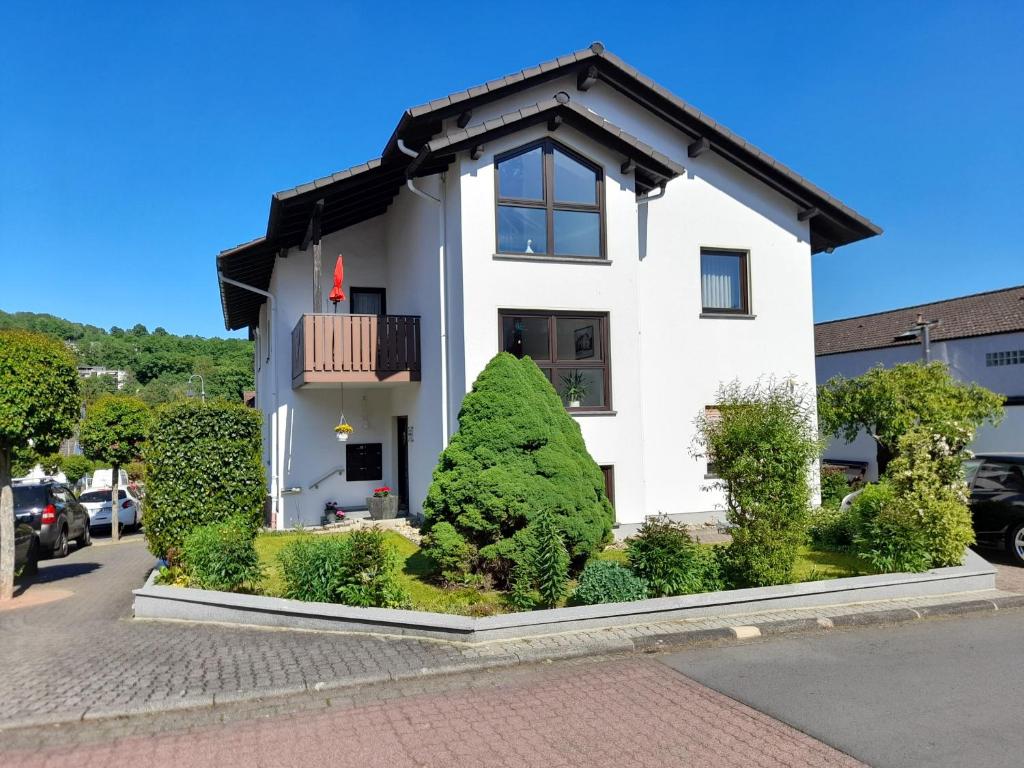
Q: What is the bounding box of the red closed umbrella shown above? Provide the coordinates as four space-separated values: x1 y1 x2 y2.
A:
328 254 345 305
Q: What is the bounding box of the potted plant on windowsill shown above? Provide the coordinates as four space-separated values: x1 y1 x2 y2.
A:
560 371 588 409
367 486 399 520
334 423 354 442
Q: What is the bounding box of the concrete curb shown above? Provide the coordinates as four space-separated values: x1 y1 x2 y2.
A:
133 549 998 643
4 591 1021 734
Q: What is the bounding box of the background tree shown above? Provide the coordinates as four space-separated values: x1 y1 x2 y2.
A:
61 455 96 486
818 362 1003 476
0 330 80 600
79 396 151 542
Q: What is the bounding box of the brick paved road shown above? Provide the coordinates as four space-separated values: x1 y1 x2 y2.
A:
0 539 479 724
1 655 864 768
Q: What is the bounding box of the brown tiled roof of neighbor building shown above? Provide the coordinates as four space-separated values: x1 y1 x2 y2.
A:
815 285 1024 356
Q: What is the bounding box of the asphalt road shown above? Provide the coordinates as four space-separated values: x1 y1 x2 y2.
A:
661 609 1024 768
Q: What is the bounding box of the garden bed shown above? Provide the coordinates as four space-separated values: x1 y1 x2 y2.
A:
134 534 996 644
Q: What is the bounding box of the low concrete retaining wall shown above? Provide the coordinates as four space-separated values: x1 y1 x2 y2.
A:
133 549 996 644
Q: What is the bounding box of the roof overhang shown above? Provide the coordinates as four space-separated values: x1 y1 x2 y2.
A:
218 42 882 330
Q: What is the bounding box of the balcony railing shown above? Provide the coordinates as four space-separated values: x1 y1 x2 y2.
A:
291 314 421 387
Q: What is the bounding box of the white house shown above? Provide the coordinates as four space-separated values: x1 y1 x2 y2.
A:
816 285 1024 480
216 42 880 530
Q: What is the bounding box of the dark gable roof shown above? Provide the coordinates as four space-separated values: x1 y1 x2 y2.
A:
815 285 1024 357
219 42 882 330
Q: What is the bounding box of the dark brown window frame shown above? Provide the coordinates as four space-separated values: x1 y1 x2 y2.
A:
700 248 750 315
498 309 612 412
494 138 606 259
599 465 615 509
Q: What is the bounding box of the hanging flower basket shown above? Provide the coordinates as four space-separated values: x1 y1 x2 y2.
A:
334 423 354 442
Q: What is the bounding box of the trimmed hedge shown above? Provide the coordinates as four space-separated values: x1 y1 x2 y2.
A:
423 353 613 585
144 400 265 558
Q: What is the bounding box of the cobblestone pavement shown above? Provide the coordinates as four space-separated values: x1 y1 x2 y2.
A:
0 540 475 725
1 655 865 768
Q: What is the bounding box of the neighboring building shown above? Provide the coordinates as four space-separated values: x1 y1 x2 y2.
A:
78 366 128 390
816 285 1024 480
216 42 880 530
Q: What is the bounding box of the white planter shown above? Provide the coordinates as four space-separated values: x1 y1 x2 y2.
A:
336 432 350 443
569 400 581 409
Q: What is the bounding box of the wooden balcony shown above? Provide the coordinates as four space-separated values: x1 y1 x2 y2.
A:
291 314 421 388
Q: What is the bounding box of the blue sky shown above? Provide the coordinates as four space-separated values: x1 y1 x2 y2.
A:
1 1 1021 338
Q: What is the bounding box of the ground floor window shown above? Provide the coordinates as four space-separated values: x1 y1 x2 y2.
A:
600 465 615 508
499 309 611 411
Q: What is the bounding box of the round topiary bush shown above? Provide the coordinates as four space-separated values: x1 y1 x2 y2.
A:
572 560 649 605
144 400 264 558
423 353 613 585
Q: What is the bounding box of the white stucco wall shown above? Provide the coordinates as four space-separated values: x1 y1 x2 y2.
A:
817 331 1024 478
253 72 827 529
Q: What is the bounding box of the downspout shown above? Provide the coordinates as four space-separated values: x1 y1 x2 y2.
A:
397 139 450 445
218 271 282 529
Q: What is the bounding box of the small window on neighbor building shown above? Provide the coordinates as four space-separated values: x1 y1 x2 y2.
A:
700 249 749 314
986 350 1023 367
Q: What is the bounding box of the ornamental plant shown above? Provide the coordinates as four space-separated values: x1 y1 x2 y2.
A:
423 353 613 586
572 560 649 605
626 516 723 597
693 379 820 587
819 361 1003 476
144 400 264 558
78 395 152 542
373 486 391 498
180 515 263 592
0 330 80 600
334 423 354 434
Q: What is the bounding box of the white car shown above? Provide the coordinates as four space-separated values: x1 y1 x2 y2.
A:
79 488 142 531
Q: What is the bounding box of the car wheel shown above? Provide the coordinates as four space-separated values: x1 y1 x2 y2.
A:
75 523 91 548
53 525 69 559
1007 522 1024 566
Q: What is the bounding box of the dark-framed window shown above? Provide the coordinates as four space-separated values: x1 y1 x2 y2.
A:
600 465 615 509
350 287 386 315
700 248 749 314
494 138 605 259
499 309 611 411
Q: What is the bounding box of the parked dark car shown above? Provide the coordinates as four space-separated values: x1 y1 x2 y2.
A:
965 454 1024 565
12 481 91 558
1 515 39 577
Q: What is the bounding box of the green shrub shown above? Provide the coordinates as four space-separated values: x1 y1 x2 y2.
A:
807 504 857 550
851 481 931 572
61 455 96 486
180 516 262 592
423 353 613 586
820 466 850 510
277 530 408 608
572 560 649 605
627 517 723 597
143 400 264 558
421 521 476 584
694 379 820 587
530 508 570 608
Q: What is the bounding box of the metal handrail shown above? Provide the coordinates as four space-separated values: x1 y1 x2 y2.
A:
309 466 345 490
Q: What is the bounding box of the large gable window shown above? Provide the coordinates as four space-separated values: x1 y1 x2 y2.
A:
495 139 604 259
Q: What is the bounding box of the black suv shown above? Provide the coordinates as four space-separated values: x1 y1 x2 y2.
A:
12 481 91 558
965 454 1024 565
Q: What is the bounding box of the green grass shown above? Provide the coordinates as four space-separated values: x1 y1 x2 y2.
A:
252 531 871 616
254 530 505 616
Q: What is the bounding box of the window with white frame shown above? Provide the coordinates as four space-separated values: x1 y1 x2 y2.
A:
986 350 1024 367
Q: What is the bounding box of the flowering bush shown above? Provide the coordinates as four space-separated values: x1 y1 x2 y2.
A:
373 486 391 497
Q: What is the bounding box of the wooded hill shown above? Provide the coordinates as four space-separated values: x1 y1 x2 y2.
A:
0 310 254 405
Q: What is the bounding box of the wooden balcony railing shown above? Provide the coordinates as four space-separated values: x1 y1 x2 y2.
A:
291 314 421 387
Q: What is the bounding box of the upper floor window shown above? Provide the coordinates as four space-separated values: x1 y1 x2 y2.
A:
499 309 611 411
495 139 604 259
700 248 750 314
